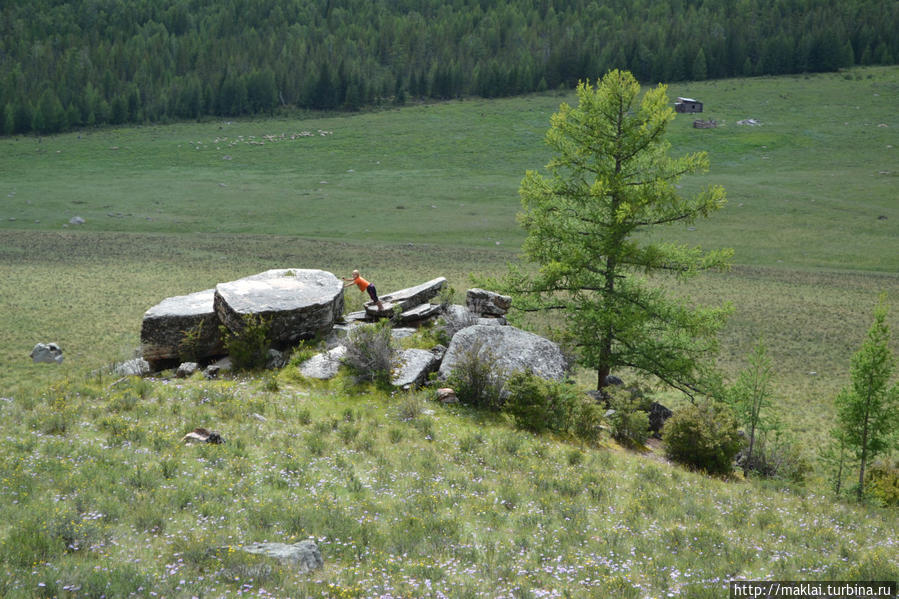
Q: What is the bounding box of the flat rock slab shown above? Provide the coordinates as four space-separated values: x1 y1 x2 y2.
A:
365 277 446 318
215 269 344 346
141 289 223 362
392 348 439 388
240 541 323 574
399 303 443 324
438 325 568 381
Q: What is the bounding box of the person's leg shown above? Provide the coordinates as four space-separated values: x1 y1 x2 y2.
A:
367 284 384 310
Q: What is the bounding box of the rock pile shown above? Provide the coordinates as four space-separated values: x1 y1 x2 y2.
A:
138 271 568 391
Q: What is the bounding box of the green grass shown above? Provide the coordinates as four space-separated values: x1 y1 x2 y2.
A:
1 67 898 441
0 67 898 595
0 376 895 597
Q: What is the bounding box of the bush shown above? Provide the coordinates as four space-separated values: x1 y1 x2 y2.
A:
866 459 899 507
221 314 271 370
446 339 505 409
606 388 651 447
504 371 603 443
738 428 811 483
342 320 397 386
663 401 742 475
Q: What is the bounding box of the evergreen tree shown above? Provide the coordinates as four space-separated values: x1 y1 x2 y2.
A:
833 297 899 501
508 71 732 394
692 47 708 81
728 341 774 475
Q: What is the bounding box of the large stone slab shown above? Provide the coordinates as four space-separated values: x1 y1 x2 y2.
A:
215 269 343 346
391 348 439 389
141 289 223 362
438 325 568 381
365 277 446 318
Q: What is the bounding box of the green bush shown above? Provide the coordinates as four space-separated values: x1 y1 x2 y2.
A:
740 428 811 483
663 401 743 475
446 339 505 409
606 388 651 447
504 371 603 443
866 459 899 507
220 314 271 370
342 319 397 386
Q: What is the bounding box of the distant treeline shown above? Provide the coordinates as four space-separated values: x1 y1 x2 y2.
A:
2 0 897 135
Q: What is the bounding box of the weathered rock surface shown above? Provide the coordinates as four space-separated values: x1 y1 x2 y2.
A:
141 289 223 363
391 348 439 388
436 388 458 403
215 269 343 346
477 317 507 327
299 346 347 380
390 327 417 340
365 277 446 318
466 288 512 316
31 343 64 364
114 357 151 376
438 325 567 381
240 541 323 574
398 303 443 323
176 362 199 378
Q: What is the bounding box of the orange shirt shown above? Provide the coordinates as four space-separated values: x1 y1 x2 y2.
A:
353 275 370 292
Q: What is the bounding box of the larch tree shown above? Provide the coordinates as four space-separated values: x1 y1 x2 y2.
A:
833 296 899 501
509 70 732 395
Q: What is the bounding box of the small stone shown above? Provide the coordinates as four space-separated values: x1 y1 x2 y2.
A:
176 362 199 378
436 388 458 403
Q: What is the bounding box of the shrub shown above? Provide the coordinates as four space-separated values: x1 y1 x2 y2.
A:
663 401 742 475
446 339 505 409
342 319 397 386
504 371 603 443
178 321 207 363
738 428 811 483
221 314 271 370
866 459 899 507
606 388 651 447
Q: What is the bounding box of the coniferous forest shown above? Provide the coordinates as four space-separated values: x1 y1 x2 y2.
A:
2 0 897 135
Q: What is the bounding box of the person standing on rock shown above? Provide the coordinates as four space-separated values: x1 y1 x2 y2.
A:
343 270 384 311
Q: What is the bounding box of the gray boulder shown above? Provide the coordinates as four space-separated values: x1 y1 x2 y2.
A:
114 358 151 376
215 269 343 347
175 362 199 378
365 277 446 318
30 343 64 364
477 317 507 326
240 541 323 574
141 289 223 363
392 348 439 389
466 288 512 316
438 325 567 381
299 346 347 380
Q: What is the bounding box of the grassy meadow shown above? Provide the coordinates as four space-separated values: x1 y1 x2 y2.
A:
0 67 898 596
